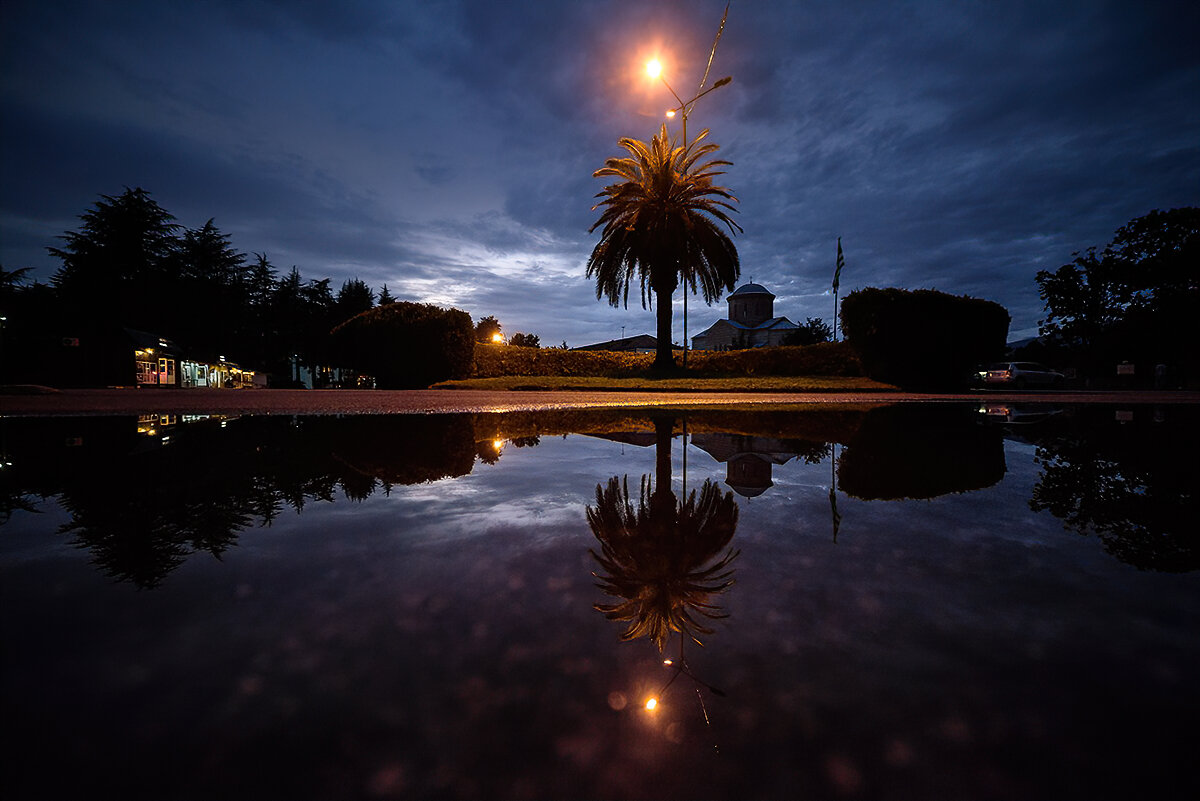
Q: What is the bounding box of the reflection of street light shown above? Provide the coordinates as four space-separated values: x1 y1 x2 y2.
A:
491 332 505 344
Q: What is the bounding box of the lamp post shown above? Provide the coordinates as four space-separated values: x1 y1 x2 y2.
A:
647 60 732 156
645 60 732 368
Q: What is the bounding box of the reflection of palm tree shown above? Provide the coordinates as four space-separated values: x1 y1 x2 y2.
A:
588 474 739 651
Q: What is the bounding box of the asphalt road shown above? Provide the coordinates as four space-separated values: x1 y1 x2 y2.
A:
2 387 1198 416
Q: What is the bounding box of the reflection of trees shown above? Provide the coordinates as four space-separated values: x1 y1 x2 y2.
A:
587 416 739 651
2 415 479 588
1028 408 1198 572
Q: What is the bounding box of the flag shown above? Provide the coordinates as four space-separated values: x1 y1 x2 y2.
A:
833 237 844 293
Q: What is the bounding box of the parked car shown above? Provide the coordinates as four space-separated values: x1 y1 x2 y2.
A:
983 361 1065 388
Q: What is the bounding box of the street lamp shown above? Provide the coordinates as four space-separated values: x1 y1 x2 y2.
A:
645 60 732 367
646 60 732 154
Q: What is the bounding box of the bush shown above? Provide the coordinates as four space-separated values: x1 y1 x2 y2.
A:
471 341 862 379
331 301 474 388
841 288 1010 389
472 344 654 377
685 342 862 376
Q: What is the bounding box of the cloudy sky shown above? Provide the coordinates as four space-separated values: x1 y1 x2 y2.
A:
2 0 1197 347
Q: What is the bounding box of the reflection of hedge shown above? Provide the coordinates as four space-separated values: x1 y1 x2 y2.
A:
841 288 1009 389
332 302 474 389
472 341 862 378
329 416 476 485
838 405 1006 499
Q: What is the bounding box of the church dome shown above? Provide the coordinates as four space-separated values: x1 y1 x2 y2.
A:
729 282 774 298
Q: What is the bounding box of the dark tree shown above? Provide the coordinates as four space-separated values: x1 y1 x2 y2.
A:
475 315 502 343
509 332 540 348
300 277 336 384
242 253 278 369
377 284 396 305
271 267 309 383
49 187 181 332
1036 207 1200 379
335 278 376 325
331 301 474 389
588 125 741 370
782 316 833 346
176 219 246 353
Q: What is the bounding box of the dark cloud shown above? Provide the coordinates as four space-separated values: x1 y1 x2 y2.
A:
2 0 1197 346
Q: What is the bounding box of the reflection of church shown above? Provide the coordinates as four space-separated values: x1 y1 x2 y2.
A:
691 282 798 351
691 433 807 497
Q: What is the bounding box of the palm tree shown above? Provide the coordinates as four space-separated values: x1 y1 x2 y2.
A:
588 124 741 370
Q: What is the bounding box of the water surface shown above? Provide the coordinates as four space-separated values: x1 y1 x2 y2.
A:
2 404 1197 799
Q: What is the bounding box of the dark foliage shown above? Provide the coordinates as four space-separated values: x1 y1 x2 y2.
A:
509 332 540 348
5 188 402 386
1035 207 1199 385
841 287 1010 389
474 315 501 343
331 301 474 388
471 341 863 379
781 316 833 346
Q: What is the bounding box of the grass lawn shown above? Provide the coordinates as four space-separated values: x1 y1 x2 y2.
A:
432 375 898 392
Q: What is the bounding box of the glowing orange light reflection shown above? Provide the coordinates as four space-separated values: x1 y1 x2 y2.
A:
645 697 658 710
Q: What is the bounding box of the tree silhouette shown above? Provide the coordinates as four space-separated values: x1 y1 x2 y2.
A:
1036 207 1199 377
49 187 181 333
588 124 741 370
335 278 376 324
176 218 247 355
782 316 833 346
474 315 501 343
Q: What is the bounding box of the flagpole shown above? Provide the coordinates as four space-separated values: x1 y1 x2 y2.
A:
833 285 839 342
832 237 844 342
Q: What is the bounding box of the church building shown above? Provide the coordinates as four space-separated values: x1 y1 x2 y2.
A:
691 282 798 351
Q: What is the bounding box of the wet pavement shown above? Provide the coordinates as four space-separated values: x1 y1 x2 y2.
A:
2 386 1199 416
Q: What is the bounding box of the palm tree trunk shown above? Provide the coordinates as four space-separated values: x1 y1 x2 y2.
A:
653 285 675 370
651 415 677 521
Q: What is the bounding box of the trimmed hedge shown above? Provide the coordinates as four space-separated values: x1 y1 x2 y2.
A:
471 341 863 378
331 301 474 389
686 342 863 376
841 288 1009 389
